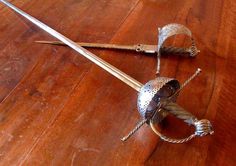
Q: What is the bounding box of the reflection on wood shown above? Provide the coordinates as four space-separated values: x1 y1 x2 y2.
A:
0 0 235 165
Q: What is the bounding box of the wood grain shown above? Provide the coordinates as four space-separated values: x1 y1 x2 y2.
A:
0 0 235 165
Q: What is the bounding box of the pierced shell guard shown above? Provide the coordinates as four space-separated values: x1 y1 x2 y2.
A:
137 77 180 122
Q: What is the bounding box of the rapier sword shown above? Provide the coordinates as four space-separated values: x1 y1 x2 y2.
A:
0 0 213 143
35 40 199 55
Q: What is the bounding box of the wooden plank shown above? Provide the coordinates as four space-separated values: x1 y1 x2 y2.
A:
146 0 236 165
0 0 95 102
23 0 215 165
0 0 235 165
0 0 139 165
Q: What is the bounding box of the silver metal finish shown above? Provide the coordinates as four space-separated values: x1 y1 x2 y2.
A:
121 119 147 141
35 40 199 55
122 68 212 142
122 77 180 141
150 101 214 143
1 0 213 144
137 77 179 120
0 0 142 92
149 69 214 143
156 24 199 74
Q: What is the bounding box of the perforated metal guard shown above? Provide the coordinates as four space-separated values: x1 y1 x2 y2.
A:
137 77 180 121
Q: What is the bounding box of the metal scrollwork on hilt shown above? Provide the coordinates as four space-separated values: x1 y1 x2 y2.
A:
121 23 213 143
150 100 214 144
122 68 214 143
156 23 199 75
0 0 213 145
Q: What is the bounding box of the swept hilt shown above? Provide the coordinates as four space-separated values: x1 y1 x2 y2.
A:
156 24 199 75
162 100 213 135
122 68 213 143
0 1 212 144
150 101 213 143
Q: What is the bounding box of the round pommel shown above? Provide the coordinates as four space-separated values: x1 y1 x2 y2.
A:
137 77 180 123
194 119 214 136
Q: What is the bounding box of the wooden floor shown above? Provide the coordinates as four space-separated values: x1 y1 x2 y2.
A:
0 0 235 165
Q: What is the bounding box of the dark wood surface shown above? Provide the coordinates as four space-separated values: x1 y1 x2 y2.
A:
0 0 235 165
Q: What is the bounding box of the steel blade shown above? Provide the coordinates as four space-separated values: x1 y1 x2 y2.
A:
0 0 143 91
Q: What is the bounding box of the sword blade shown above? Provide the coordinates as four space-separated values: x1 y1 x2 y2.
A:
35 40 197 55
0 0 143 91
35 40 141 52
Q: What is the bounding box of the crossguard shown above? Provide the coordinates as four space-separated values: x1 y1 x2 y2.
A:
0 0 212 145
150 101 214 143
152 23 212 144
122 68 214 142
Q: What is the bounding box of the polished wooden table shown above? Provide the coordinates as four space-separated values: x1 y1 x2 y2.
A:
0 0 235 165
